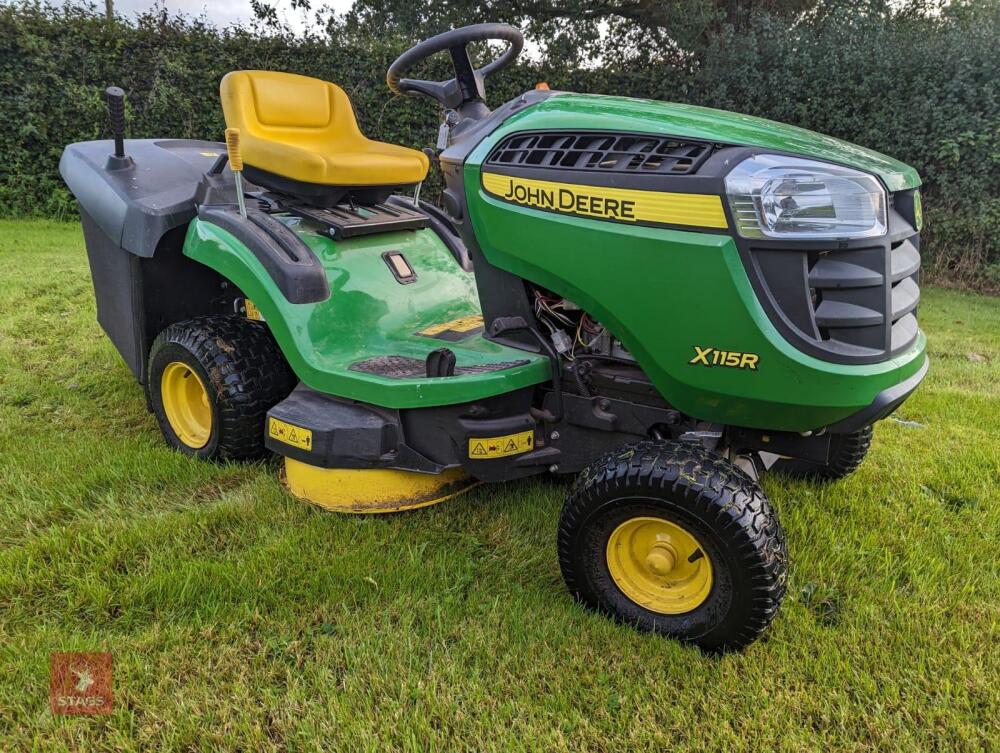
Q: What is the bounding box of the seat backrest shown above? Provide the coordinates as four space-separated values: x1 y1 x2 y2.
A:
220 70 363 145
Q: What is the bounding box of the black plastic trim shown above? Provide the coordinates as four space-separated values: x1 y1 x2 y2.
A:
60 138 226 258
286 200 429 239
243 164 414 208
267 384 549 481
266 385 442 472
826 356 929 433
198 206 330 304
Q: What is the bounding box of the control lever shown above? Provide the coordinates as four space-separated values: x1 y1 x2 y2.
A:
412 147 437 208
426 348 457 377
224 127 248 219
104 86 133 170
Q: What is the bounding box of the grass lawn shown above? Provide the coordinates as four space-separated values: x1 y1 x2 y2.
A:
1 218 998 751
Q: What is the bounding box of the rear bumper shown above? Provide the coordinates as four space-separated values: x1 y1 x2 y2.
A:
827 355 929 433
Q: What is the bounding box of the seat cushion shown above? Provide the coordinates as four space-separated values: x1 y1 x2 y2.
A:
221 70 429 187
240 134 429 187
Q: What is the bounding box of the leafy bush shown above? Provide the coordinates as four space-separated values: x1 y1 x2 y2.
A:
1 1 997 286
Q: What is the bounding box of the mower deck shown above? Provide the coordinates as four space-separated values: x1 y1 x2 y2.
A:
283 461 478 514
185 216 551 408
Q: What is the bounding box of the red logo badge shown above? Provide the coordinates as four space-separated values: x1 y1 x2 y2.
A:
50 652 113 715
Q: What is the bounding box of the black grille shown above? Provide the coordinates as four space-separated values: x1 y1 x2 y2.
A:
485 131 714 175
744 193 921 364
805 232 920 355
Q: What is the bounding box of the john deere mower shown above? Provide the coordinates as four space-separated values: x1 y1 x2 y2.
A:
61 23 927 651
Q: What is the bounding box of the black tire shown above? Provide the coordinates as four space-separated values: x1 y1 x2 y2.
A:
147 315 296 461
558 441 788 653
772 425 873 481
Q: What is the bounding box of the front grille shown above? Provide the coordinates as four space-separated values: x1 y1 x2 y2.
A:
485 131 714 175
744 192 921 363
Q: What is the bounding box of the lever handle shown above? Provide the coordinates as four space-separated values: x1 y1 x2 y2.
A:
490 316 529 336
224 127 248 219
105 86 126 158
225 128 243 172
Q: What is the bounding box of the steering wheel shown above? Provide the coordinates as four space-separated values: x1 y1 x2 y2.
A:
387 23 524 110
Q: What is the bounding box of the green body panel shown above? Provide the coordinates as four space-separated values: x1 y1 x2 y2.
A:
493 93 921 191
463 161 926 432
182 218 549 408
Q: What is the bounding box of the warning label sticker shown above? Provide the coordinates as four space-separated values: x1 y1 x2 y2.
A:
268 417 313 451
468 430 534 459
244 299 264 321
416 315 484 341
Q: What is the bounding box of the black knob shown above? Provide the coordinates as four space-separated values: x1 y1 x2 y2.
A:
105 86 126 158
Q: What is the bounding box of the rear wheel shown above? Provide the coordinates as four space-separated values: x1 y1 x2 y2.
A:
772 425 873 481
558 441 788 653
147 315 295 460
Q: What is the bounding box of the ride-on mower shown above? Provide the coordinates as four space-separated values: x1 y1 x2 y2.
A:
61 24 927 651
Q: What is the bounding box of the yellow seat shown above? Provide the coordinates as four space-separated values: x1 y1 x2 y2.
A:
220 70 429 191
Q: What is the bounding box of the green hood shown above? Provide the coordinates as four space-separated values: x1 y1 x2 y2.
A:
493 92 920 192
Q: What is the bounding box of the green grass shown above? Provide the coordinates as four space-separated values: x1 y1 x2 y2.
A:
1 219 998 752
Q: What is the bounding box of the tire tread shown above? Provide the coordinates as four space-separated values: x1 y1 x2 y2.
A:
148 315 295 460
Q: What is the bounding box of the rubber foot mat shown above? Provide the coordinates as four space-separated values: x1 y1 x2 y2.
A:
349 355 530 379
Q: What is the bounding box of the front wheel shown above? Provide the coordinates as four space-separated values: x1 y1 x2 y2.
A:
558 441 788 653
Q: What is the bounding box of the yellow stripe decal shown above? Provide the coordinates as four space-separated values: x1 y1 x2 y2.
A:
481 172 728 230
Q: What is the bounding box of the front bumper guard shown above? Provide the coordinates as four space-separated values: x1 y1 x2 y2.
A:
827 356 929 434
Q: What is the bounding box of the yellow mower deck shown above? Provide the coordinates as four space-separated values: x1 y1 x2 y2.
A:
283 459 478 513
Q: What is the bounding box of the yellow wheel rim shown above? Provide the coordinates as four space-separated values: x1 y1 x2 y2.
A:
160 361 212 449
606 516 713 615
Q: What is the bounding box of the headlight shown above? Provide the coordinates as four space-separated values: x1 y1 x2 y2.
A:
725 154 887 240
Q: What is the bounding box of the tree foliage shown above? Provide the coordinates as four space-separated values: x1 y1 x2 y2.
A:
316 0 921 64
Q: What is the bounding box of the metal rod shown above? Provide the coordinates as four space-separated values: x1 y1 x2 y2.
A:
413 181 422 208
234 172 247 219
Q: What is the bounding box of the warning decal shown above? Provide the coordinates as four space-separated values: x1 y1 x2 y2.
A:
468 430 534 459
416 315 484 341
268 417 313 451
244 299 264 321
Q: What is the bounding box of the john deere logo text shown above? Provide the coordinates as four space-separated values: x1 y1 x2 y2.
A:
481 172 728 229
502 181 636 220
690 346 759 370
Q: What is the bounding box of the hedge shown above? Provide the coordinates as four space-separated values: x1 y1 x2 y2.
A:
1 1 997 286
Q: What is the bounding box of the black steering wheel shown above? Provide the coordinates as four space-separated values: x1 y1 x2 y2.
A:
387 23 524 110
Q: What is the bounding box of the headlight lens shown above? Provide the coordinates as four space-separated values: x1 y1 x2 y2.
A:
725 154 887 240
